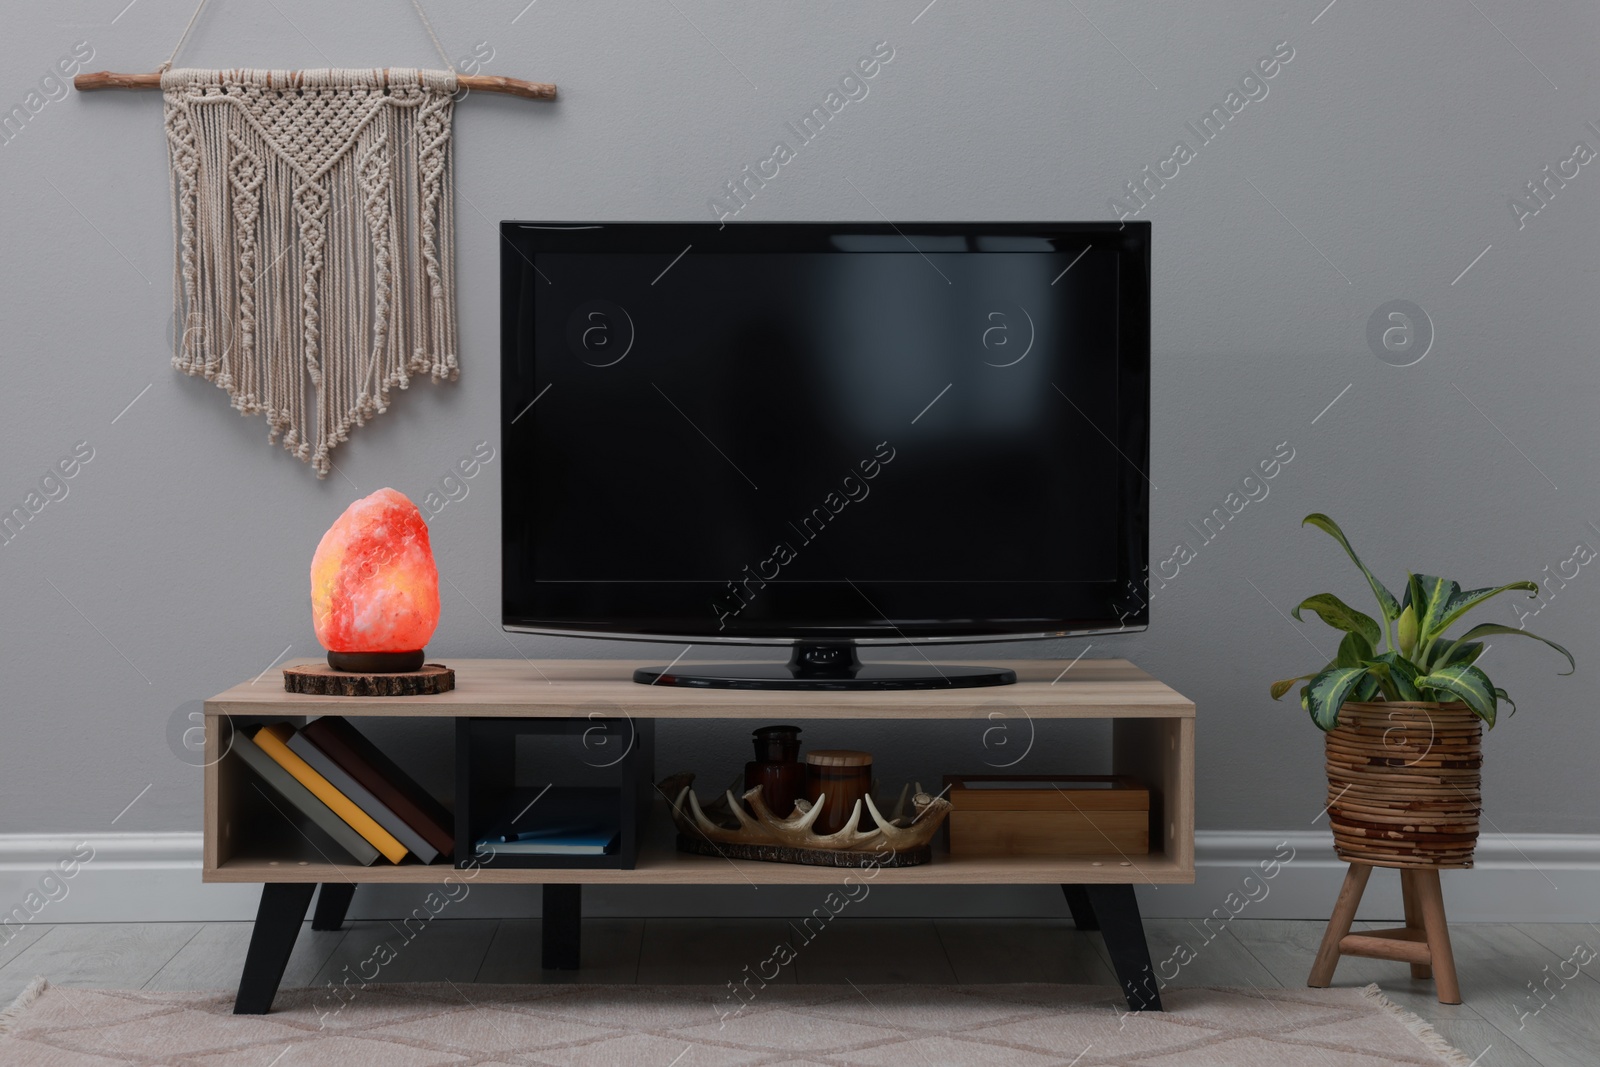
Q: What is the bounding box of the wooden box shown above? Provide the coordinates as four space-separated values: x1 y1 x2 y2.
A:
943 775 1150 857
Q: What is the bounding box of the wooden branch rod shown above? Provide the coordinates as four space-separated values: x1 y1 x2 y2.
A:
74 69 556 101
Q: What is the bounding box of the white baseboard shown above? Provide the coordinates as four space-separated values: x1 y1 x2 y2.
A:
0 831 1595 927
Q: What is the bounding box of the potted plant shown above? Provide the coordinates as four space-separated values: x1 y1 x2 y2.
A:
1270 513 1573 867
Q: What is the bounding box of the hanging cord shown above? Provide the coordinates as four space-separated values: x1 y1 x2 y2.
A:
410 0 457 73
160 0 211 72
160 0 456 75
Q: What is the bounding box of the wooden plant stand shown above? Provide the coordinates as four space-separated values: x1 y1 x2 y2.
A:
204 658 1195 1014
1308 862 1461 1004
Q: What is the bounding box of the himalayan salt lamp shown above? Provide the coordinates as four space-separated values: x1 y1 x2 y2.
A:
311 488 440 672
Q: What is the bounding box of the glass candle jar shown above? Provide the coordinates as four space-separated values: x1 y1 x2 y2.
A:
744 725 805 817
804 750 875 835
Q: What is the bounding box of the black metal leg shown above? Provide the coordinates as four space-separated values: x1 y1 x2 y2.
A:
1061 884 1098 930
311 883 357 931
1084 884 1162 1011
542 884 581 970
235 883 316 1014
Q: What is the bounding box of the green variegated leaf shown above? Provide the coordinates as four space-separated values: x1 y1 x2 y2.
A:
1437 641 1484 668
1270 673 1317 700
1403 573 1460 646
1302 513 1402 621
1344 633 1382 700
1365 651 1421 701
1305 666 1374 732
1414 663 1497 727
1432 582 1539 638
1336 631 1375 669
1495 687 1517 716
1448 623 1575 675
1293 593 1383 647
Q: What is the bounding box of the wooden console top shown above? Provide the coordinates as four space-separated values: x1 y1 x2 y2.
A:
206 657 1194 720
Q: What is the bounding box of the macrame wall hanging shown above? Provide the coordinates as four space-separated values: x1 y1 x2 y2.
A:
77 0 555 476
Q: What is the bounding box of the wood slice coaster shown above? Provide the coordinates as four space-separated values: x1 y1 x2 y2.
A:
675 834 930 868
283 662 455 697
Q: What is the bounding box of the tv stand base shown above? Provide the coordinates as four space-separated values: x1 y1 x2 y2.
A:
634 642 1017 690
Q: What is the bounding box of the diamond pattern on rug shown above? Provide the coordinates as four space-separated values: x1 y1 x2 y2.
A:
0 980 1469 1067
671 1007 899 1055
192 1033 472 1067
1133 1034 1439 1067
964 1007 1226 1061
798 985 1053 1031
537 1033 769 1067
367 1006 621 1055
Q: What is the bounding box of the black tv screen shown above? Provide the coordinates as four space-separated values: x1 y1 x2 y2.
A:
501 222 1149 644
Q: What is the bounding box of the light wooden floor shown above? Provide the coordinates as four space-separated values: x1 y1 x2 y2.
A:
1 918 1595 1066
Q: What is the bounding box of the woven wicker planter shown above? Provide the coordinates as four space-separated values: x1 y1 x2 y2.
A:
1324 702 1482 869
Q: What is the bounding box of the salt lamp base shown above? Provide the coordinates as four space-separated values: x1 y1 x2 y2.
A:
284 662 455 697
328 650 425 673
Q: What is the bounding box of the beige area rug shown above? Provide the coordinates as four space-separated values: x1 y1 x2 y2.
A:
0 978 1471 1066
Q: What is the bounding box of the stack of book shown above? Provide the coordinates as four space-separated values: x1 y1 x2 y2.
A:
233 716 454 865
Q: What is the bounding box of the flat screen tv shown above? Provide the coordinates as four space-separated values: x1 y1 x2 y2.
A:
501 221 1150 689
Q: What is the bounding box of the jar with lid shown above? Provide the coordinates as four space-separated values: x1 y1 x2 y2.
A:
804 750 875 835
743 725 805 818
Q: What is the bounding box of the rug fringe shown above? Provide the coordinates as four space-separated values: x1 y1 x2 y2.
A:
0 977 48 1034
1358 982 1473 1066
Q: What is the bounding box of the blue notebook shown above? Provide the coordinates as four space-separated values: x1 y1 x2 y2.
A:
479 826 621 855
476 786 620 855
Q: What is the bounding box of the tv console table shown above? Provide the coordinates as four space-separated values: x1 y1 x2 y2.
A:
204 658 1194 1014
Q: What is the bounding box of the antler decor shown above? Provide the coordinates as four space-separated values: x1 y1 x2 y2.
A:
660 774 951 868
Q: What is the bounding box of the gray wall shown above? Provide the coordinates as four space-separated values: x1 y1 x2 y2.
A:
3 0 1596 848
